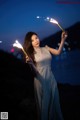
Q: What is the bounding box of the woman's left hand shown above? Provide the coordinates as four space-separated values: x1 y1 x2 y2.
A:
61 31 68 40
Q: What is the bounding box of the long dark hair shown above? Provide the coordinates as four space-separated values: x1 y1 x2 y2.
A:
23 31 37 65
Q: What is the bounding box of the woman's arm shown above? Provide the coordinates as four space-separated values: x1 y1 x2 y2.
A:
46 31 68 55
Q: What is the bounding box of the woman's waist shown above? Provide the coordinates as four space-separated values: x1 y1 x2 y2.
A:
37 64 51 69
36 65 52 72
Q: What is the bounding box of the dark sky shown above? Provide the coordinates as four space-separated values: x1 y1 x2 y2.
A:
0 0 80 51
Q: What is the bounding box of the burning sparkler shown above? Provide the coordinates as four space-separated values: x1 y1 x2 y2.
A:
13 40 27 56
13 40 38 73
49 18 68 38
36 16 65 31
49 18 64 31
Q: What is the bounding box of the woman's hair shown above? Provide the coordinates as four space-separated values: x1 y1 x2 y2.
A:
23 31 37 65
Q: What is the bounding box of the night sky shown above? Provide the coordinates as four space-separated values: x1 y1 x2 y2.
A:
0 0 80 51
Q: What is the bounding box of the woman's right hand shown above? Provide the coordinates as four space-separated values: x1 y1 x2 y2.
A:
25 55 31 62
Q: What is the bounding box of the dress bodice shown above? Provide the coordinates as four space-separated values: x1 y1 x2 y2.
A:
34 47 52 69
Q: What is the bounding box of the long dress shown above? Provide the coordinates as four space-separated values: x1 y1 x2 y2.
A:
34 46 63 120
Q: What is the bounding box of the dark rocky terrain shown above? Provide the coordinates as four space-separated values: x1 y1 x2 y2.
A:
0 50 80 120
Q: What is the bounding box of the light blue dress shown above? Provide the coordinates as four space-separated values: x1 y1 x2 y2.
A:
34 47 63 120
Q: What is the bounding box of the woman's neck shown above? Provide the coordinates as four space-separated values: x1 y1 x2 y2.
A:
34 46 41 52
34 46 40 50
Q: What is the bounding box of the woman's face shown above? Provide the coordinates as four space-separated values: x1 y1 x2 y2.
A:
31 34 40 48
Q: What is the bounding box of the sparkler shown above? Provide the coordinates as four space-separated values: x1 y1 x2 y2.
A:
13 40 27 56
13 40 38 74
49 18 64 31
36 16 65 31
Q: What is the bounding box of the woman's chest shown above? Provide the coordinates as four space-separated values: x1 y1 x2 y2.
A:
34 47 52 65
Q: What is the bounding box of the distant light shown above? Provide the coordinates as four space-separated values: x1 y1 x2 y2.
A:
10 48 14 53
64 42 69 46
68 47 71 51
0 41 2 43
58 43 60 46
63 47 66 51
36 16 40 18
46 17 50 20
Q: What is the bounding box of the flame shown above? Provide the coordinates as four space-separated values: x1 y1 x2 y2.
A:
45 17 64 31
13 40 23 49
13 40 28 56
49 18 58 24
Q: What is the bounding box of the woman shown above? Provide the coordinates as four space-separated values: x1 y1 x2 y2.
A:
23 31 67 120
